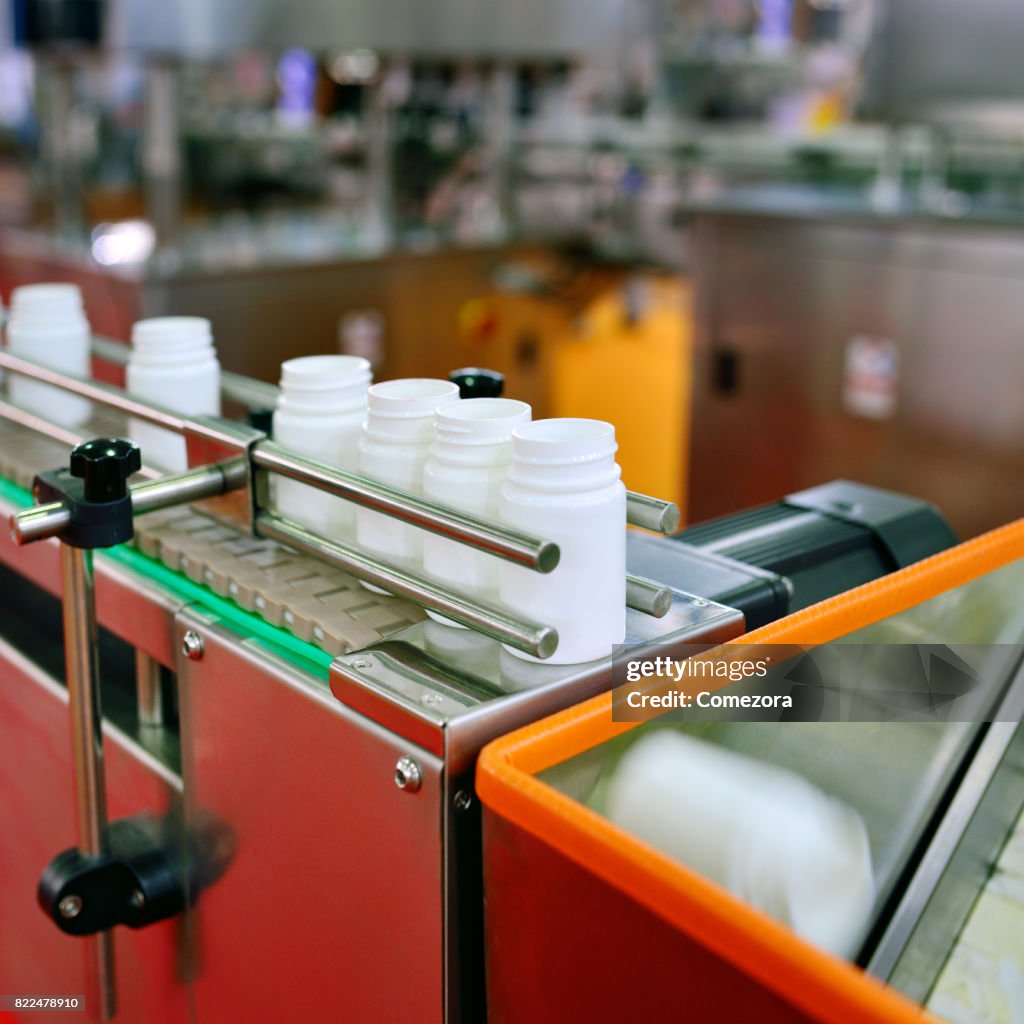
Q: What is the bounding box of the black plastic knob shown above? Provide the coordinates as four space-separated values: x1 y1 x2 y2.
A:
69 438 141 503
449 367 505 399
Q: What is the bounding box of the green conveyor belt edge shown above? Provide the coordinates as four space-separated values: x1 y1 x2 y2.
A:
0 475 334 681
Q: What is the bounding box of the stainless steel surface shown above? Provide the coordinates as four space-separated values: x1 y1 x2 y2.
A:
625 574 672 618
253 441 558 574
134 650 163 729
395 755 423 793
0 641 188 1021
863 0 1024 120
181 630 204 661
59 545 116 1021
256 512 558 658
330 590 745 763
626 492 681 535
872 675 1024 1000
175 609 445 1022
109 0 624 57
690 212 1024 538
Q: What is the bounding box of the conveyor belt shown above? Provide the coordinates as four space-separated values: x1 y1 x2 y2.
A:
0 417 425 657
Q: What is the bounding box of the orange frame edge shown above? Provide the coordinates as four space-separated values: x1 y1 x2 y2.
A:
477 517 1024 1024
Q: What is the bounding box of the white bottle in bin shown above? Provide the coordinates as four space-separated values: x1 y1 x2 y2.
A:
272 355 371 537
422 397 531 622
499 418 626 664
126 317 221 472
356 378 460 587
6 283 92 426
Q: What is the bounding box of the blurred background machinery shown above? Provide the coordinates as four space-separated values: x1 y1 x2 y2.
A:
3 0 1024 536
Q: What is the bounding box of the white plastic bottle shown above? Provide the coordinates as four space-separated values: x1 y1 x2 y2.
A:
356 378 460 584
422 397 531 622
6 283 92 426
604 730 875 959
499 418 626 664
125 317 221 472
272 354 371 538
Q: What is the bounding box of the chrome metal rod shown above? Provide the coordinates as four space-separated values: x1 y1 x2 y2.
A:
61 545 116 1020
256 513 558 658
12 502 72 544
626 574 673 618
92 337 281 411
219 370 281 411
131 459 246 515
89 336 129 367
627 492 681 535
253 442 558 573
135 650 163 728
0 350 188 432
0 398 159 482
10 460 244 546
0 351 258 456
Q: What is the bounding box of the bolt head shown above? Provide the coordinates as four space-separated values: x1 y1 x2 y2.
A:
58 895 83 919
128 889 146 910
394 756 422 793
454 790 473 812
182 631 204 660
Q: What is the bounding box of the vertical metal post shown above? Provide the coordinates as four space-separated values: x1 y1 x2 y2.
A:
135 651 164 729
60 545 116 1021
364 72 394 244
142 60 182 252
484 63 515 240
36 58 84 242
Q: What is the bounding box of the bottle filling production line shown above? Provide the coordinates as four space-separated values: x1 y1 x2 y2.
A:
0 336 1015 1023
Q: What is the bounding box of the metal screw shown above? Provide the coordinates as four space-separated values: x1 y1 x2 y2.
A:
58 895 83 919
352 657 373 670
128 889 146 910
182 630 204 661
394 756 422 793
454 790 473 812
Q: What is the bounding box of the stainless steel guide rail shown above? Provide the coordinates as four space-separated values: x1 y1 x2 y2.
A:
258 514 559 658
3 347 682 656
92 335 281 413
91 335 680 537
251 441 559 573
